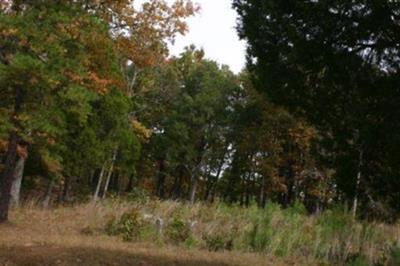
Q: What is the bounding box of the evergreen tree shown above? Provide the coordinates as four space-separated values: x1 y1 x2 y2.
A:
234 0 400 218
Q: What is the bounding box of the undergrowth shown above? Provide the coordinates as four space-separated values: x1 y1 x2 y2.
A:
82 199 399 265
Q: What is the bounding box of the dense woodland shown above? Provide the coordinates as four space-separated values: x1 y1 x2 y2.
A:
0 0 399 226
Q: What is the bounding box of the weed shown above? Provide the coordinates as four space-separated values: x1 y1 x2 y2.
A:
104 208 144 241
166 217 191 244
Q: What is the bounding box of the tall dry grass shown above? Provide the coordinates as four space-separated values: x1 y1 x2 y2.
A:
4 199 400 266
1 201 280 266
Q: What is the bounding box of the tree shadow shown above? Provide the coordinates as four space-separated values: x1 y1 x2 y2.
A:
0 245 233 266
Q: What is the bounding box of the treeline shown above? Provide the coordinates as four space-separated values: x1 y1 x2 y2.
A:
233 0 400 221
1 0 399 224
0 0 197 222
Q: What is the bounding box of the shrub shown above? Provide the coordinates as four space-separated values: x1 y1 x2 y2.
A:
203 232 233 251
166 217 191 244
389 246 400 266
104 208 144 241
126 188 150 204
286 201 308 216
138 224 160 243
345 255 369 266
184 235 198 249
246 203 282 252
315 208 356 263
248 223 270 251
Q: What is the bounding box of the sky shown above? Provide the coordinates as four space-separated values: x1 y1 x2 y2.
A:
166 0 247 74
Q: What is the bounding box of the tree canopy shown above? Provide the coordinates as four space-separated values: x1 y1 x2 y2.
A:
234 0 400 219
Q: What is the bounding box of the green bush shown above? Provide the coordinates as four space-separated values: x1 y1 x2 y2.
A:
315 208 356 263
126 188 150 204
246 203 284 252
104 208 144 241
166 217 191 244
345 255 369 266
203 232 233 251
389 246 400 266
248 223 270 251
286 201 308 216
246 204 311 257
184 235 198 249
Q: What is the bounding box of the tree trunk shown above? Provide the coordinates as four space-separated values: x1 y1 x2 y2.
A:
112 171 119 193
189 175 198 204
10 156 26 208
240 177 245 206
171 165 184 200
102 148 117 199
125 174 134 192
0 86 23 223
61 176 72 203
224 152 241 203
88 169 96 187
171 174 182 200
189 136 206 204
130 151 146 191
102 171 113 199
42 179 55 209
0 133 19 223
210 187 216 203
204 174 212 201
156 159 166 199
259 175 267 208
245 173 251 207
202 167 213 201
315 201 321 215
282 165 295 208
207 158 225 202
352 148 363 218
93 164 105 201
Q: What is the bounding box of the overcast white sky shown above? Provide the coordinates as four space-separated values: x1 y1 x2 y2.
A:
134 0 246 73
168 0 246 73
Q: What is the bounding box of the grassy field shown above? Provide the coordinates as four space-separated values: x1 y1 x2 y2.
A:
0 200 399 265
0 202 292 266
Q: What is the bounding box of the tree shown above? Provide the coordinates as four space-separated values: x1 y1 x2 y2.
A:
221 73 320 209
0 2 123 221
0 0 197 220
134 47 241 203
234 0 400 219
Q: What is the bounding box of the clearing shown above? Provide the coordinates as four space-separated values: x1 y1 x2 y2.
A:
0 204 295 266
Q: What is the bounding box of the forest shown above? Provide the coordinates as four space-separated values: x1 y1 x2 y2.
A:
0 1 400 265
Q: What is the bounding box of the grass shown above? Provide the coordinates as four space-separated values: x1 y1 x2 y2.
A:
0 201 287 266
0 199 399 265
